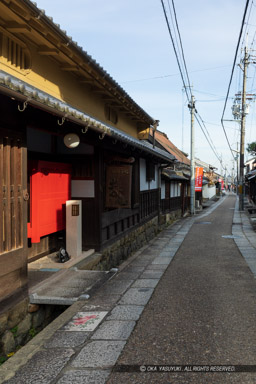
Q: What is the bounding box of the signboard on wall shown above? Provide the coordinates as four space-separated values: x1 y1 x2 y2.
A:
106 165 132 208
195 167 204 192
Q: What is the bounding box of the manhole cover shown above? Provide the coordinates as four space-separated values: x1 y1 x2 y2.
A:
195 221 212 225
222 235 240 239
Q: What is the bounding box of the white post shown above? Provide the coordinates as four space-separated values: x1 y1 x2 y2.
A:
66 200 82 258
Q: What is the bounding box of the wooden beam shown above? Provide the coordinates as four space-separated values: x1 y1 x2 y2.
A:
79 78 94 85
110 102 123 107
5 22 31 33
92 88 106 94
28 19 46 35
60 65 79 71
102 96 115 102
8 3 30 19
38 46 59 55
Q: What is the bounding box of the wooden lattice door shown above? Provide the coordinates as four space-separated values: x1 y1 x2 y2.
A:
0 129 28 302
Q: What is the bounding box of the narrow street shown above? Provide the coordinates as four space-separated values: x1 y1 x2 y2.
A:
2 194 256 384
107 194 256 384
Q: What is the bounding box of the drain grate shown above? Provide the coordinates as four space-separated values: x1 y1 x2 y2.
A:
222 235 240 239
195 221 212 225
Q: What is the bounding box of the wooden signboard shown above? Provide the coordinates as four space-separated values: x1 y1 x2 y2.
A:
106 165 132 208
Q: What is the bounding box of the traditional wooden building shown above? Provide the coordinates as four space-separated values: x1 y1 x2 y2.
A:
139 129 190 217
245 158 256 203
0 0 176 311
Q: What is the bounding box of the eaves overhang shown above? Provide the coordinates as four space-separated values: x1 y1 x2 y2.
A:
0 71 174 163
5 0 155 126
162 169 188 181
247 170 256 180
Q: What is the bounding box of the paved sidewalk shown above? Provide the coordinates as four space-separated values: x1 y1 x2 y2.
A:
1 194 256 384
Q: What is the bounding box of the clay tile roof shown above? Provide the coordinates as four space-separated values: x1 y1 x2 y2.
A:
153 130 190 166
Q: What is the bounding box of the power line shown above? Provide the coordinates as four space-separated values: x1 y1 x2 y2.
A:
221 0 251 161
120 65 231 84
166 0 187 86
169 0 192 99
195 113 222 163
160 0 190 101
160 0 223 165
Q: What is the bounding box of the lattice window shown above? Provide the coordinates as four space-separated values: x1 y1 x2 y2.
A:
0 33 30 71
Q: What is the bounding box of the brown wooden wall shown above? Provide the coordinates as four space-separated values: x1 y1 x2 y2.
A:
0 124 28 303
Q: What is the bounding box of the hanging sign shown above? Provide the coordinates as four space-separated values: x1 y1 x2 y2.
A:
105 165 132 208
195 167 204 192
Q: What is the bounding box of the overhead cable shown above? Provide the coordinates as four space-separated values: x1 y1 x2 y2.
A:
221 0 251 161
161 0 223 164
169 0 192 99
160 0 190 101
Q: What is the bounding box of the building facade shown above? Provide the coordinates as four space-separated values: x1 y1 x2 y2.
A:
0 0 174 311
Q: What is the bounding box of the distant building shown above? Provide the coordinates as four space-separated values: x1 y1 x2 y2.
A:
194 158 217 202
140 129 191 218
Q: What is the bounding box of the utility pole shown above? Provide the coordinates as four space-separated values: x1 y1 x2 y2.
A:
231 143 239 194
189 94 195 215
239 45 249 211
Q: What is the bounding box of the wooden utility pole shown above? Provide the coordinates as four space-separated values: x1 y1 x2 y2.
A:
239 45 249 211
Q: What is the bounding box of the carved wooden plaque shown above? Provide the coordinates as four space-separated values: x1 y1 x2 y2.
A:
106 165 132 208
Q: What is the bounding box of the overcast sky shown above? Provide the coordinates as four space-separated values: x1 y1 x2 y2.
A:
35 0 255 175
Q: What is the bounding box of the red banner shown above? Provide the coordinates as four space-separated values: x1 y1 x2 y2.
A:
218 178 224 190
195 167 204 191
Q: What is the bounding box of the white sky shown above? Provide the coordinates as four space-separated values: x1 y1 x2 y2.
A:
34 0 256 175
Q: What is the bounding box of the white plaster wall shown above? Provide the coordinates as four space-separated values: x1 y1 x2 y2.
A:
170 182 181 197
161 180 165 199
140 158 148 191
150 165 159 190
140 160 159 191
170 182 175 197
203 184 216 199
178 183 181 196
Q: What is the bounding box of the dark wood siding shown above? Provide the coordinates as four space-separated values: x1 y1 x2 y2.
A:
0 127 28 302
140 189 159 220
161 196 181 213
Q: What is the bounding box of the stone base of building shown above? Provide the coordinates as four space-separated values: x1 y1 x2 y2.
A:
0 210 183 361
0 298 67 359
80 210 182 271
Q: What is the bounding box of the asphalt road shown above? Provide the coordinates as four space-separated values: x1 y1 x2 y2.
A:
107 194 256 384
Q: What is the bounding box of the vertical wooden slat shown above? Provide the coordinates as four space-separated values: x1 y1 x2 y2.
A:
16 140 22 247
10 138 15 249
12 42 16 66
8 38 11 63
4 138 11 251
16 44 21 69
21 140 27 249
0 136 3 253
11 139 19 249
4 137 12 251
21 49 25 70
